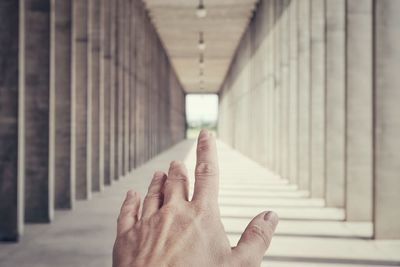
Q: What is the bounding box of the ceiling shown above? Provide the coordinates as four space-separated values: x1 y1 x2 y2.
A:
143 0 258 94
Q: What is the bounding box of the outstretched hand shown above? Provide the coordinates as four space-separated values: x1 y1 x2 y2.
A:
113 130 278 267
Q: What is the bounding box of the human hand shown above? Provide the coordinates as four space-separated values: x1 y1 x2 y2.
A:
112 130 278 267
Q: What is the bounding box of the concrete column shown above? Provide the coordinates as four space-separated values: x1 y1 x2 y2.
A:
100 0 112 185
155 45 161 155
145 22 151 162
325 0 346 207
158 53 163 151
145 21 150 162
149 32 154 159
117 0 124 177
266 0 274 170
373 0 400 239
164 54 170 150
50 0 73 209
123 0 131 174
345 0 373 221
109 0 118 181
129 0 137 170
310 0 326 198
273 0 281 175
71 0 90 199
135 5 145 167
252 29 258 161
253 0 269 167
297 0 311 191
280 0 290 180
288 0 298 185
87 0 101 191
153 39 157 159
22 0 53 223
0 0 23 241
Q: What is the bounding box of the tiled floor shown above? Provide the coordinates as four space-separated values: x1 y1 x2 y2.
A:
0 139 399 267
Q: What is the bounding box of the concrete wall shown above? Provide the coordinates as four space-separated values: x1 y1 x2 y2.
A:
0 0 186 242
325 0 346 208
218 0 400 239
345 0 373 221
50 0 73 209
0 0 23 241
373 0 400 239
310 0 325 199
22 0 53 223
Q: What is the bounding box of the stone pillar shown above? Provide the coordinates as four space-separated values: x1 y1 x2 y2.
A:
87 0 101 191
154 36 159 158
71 0 90 200
155 44 161 155
117 0 124 177
273 0 281 175
253 0 269 168
150 35 154 159
310 0 326 198
266 0 275 169
145 22 151 163
109 0 118 181
325 0 346 207
288 0 298 185
123 0 131 174
141 10 147 166
0 0 23 241
345 0 373 221
100 0 112 186
373 0 400 239
22 0 53 223
280 0 290 180
50 0 73 209
297 0 311 191
129 0 137 170
135 4 144 167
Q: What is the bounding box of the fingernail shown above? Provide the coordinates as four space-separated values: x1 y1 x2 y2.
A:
127 190 136 198
264 211 278 222
264 211 279 232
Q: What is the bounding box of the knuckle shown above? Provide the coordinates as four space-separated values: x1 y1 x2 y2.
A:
193 200 216 215
145 191 162 200
248 225 271 247
116 213 128 227
117 215 130 227
160 204 179 217
159 204 195 222
192 202 208 216
195 162 218 178
197 138 211 152
119 206 132 217
169 161 186 172
165 174 188 184
150 176 164 187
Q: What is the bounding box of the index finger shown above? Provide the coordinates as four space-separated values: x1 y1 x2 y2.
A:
191 129 219 206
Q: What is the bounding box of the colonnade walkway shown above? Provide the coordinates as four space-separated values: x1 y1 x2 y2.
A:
0 140 399 267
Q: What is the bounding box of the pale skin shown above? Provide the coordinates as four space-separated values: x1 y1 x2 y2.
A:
113 129 279 267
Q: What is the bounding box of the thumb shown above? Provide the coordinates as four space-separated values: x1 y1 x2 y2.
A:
233 211 279 265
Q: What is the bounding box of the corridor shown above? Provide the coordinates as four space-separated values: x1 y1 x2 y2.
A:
1 140 399 267
1 0 400 265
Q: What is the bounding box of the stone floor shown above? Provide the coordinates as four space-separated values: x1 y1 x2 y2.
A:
0 139 399 267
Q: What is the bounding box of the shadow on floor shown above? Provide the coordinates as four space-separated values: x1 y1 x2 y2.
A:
226 231 372 240
263 255 400 266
